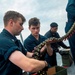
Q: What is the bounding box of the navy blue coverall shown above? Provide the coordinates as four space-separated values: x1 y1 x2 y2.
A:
65 0 75 64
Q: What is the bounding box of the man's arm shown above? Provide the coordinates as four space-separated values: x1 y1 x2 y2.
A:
46 44 53 56
57 32 70 49
26 52 33 58
40 39 53 56
58 41 70 49
9 50 47 72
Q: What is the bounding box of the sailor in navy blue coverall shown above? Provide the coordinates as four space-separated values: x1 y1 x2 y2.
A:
45 22 70 66
65 0 75 64
0 11 49 75
24 17 53 75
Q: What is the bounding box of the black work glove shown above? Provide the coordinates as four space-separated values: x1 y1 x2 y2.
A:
66 46 70 49
64 46 70 49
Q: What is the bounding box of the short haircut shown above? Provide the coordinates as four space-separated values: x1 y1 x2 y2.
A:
3 10 26 26
28 17 40 27
50 22 58 27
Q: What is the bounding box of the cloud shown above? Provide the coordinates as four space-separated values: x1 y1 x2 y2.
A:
0 0 69 45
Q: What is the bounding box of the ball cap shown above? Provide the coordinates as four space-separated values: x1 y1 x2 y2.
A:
50 22 58 27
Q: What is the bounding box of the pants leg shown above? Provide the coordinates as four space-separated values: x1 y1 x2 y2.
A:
65 12 75 64
49 51 57 66
45 50 57 67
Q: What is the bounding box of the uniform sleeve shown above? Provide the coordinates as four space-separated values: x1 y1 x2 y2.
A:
4 46 20 60
58 41 69 48
57 33 69 48
0 39 27 60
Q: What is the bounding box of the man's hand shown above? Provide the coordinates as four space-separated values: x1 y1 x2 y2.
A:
45 38 56 45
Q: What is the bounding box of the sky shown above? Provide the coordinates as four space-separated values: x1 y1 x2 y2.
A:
0 0 69 46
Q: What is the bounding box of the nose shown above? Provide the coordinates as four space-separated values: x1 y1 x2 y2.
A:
22 26 24 30
35 28 38 31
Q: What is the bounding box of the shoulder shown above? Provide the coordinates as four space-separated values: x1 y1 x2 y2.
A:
24 34 34 44
55 32 60 37
44 30 50 35
0 35 17 56
0 33 18 51
0 40 16 53
40 34 47 40
56 32 60 35
0 35 15 46
45 30 50 36
0 30 15 46
44 30 51 38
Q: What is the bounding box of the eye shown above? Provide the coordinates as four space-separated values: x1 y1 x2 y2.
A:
37 27 39 29
32 28 35 30
20 23 23 26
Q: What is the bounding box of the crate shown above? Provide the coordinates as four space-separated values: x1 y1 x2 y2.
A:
61 49 73 67
47 66 67 75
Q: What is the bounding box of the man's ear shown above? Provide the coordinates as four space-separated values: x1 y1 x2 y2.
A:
9 19 14 26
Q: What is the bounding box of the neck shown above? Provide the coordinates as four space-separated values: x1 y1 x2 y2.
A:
4 27 14 36
32 34 39 40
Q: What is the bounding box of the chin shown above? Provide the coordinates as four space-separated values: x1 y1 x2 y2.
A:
35 34 39 36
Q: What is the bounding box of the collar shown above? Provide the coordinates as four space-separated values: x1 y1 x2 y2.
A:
30 34 40 40
1 29 18 42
